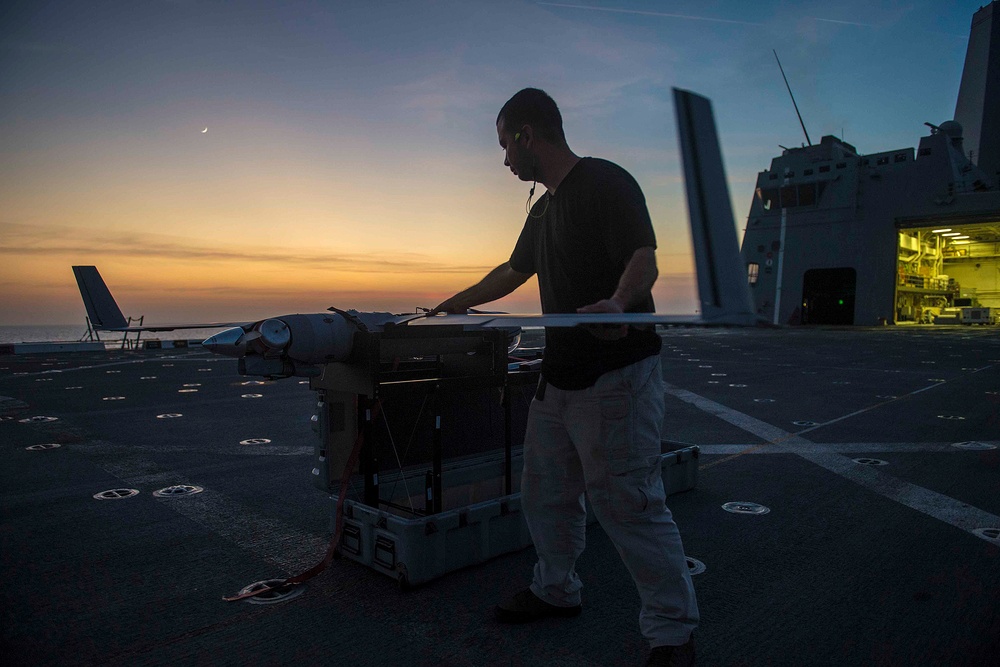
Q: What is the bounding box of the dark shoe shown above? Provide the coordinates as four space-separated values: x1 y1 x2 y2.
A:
646 636 696 666
494 588 582 624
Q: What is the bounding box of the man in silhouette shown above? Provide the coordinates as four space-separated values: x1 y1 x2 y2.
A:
433 88 698 666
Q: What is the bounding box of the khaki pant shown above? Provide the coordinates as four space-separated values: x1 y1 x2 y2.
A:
522 355 699 647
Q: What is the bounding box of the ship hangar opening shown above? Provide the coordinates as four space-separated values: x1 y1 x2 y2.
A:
895 214 1000 325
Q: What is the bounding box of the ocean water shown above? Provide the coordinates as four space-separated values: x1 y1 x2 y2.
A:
0 325 231 345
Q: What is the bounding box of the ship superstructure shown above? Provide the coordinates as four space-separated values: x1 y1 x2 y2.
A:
741 1 1000 326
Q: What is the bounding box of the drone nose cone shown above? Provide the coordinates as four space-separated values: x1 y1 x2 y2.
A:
202 327 246 357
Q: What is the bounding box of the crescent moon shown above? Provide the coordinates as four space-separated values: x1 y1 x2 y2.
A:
201 127 208 133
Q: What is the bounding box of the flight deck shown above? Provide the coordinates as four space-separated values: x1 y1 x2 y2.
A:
2 325 998 666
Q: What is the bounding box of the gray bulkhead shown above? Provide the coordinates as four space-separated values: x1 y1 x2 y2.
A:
740 1 1000 326
741 131 999 325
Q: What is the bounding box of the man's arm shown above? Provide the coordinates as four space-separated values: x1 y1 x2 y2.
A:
576 246 658 339
578 246 658 314
431 262 532 314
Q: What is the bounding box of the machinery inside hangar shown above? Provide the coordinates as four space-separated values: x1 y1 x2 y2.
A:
896 217 1000 325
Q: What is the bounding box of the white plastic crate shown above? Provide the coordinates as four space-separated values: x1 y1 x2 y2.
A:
333 445 700 588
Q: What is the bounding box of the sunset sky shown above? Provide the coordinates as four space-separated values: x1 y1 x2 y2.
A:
0 0 983 326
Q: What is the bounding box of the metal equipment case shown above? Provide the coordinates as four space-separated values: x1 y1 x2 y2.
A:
332 444 699 589
307 320 700 588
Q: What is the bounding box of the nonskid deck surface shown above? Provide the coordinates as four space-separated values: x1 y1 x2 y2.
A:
1 326 998 666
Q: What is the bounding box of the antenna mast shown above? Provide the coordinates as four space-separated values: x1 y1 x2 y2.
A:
773 50 812 147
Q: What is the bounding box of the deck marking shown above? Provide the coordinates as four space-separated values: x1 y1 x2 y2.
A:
693 442 998 454
0 353 221 380
155 489 327 572
754 363 985 445
665 382 1000 544
78 438 325 572
670 364 993 448
797 451 1000 541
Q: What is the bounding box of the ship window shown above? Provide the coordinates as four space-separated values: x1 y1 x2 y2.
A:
819 165 830 173
797 183 817 206
760 182 825 212
894 153 907 163
780 185 797 207
758 188 779 212
804 169 814 176
918 147 931 156
836 162 847 169
876 156 889 166
747 262 759 285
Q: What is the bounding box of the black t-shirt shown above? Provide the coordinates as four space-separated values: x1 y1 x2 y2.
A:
509 157 662 390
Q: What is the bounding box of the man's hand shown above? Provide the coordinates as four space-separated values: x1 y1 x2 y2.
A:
428 262 532 316
577 297 628 340
428 297 467 316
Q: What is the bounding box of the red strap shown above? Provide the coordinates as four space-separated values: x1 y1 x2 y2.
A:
223 398 382 602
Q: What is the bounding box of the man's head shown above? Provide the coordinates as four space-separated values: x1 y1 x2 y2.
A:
496 88 567 147
496 88 568 181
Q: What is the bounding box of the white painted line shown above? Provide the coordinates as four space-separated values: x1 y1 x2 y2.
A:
666 385 793 444
0 354 217 379
664 382 1000 545
76 439 324 572
798 451 1000 542
73 442 312 457
157 489 326 573
793 380 959 437
694 442 996 454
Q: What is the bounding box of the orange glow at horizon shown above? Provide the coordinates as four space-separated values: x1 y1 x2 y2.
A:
0 239 697 325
